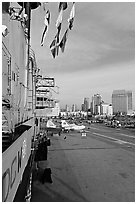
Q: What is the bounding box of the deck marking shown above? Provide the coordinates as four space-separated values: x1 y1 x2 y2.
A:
89 127 100 130
93 132 135 146
119 133 135 138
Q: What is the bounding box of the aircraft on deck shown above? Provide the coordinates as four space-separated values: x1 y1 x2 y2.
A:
46 119 57 129
46 119 62 134
61 120 85 132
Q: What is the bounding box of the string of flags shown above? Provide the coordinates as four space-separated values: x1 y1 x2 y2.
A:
40 2 75 58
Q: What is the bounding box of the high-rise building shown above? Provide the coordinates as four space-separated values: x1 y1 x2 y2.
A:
72 104 77 112
65 104 70 112
92 94 102 115
127 91 132 111
112 90 132 114
81 104 85 111
90 102 93 113
83 97 90 111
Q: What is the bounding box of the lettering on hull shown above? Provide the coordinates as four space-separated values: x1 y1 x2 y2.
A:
2 129 32 202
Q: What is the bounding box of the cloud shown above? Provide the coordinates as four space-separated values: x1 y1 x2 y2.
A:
55 61 135 108
31 2 135 108
38 2 134 74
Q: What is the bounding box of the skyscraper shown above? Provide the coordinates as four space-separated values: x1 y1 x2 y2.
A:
92 94 102 115
112 90 132 114
72 104 77 112
65 104 70 112
127 91 132 111
83 97 90 111
81 104 85 111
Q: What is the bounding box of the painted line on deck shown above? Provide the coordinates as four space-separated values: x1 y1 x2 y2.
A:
92 132 135 146
119 133 135 138
88 127 100 130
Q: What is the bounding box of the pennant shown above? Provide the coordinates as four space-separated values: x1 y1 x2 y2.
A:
68 3 75 30
56 8 63 29
59 29 69 53
2 25 9 37
41 10 50 46
43 2 48 11
56 33 60 56
56 7 63 45
59 2 68 12
50 33 59 58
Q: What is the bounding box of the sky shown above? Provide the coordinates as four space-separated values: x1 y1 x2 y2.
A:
31 2 135 109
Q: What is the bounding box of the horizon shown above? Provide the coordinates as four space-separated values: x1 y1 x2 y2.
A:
59 89 134 110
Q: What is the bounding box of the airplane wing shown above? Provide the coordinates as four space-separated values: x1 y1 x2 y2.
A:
72 124 85 131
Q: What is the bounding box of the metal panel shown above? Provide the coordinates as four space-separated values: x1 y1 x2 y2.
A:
2 127 33 202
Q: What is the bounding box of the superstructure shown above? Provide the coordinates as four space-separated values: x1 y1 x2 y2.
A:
2 2 75 201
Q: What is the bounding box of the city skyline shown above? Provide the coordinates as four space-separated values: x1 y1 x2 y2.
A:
61 89 134 112
31 2 135 109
